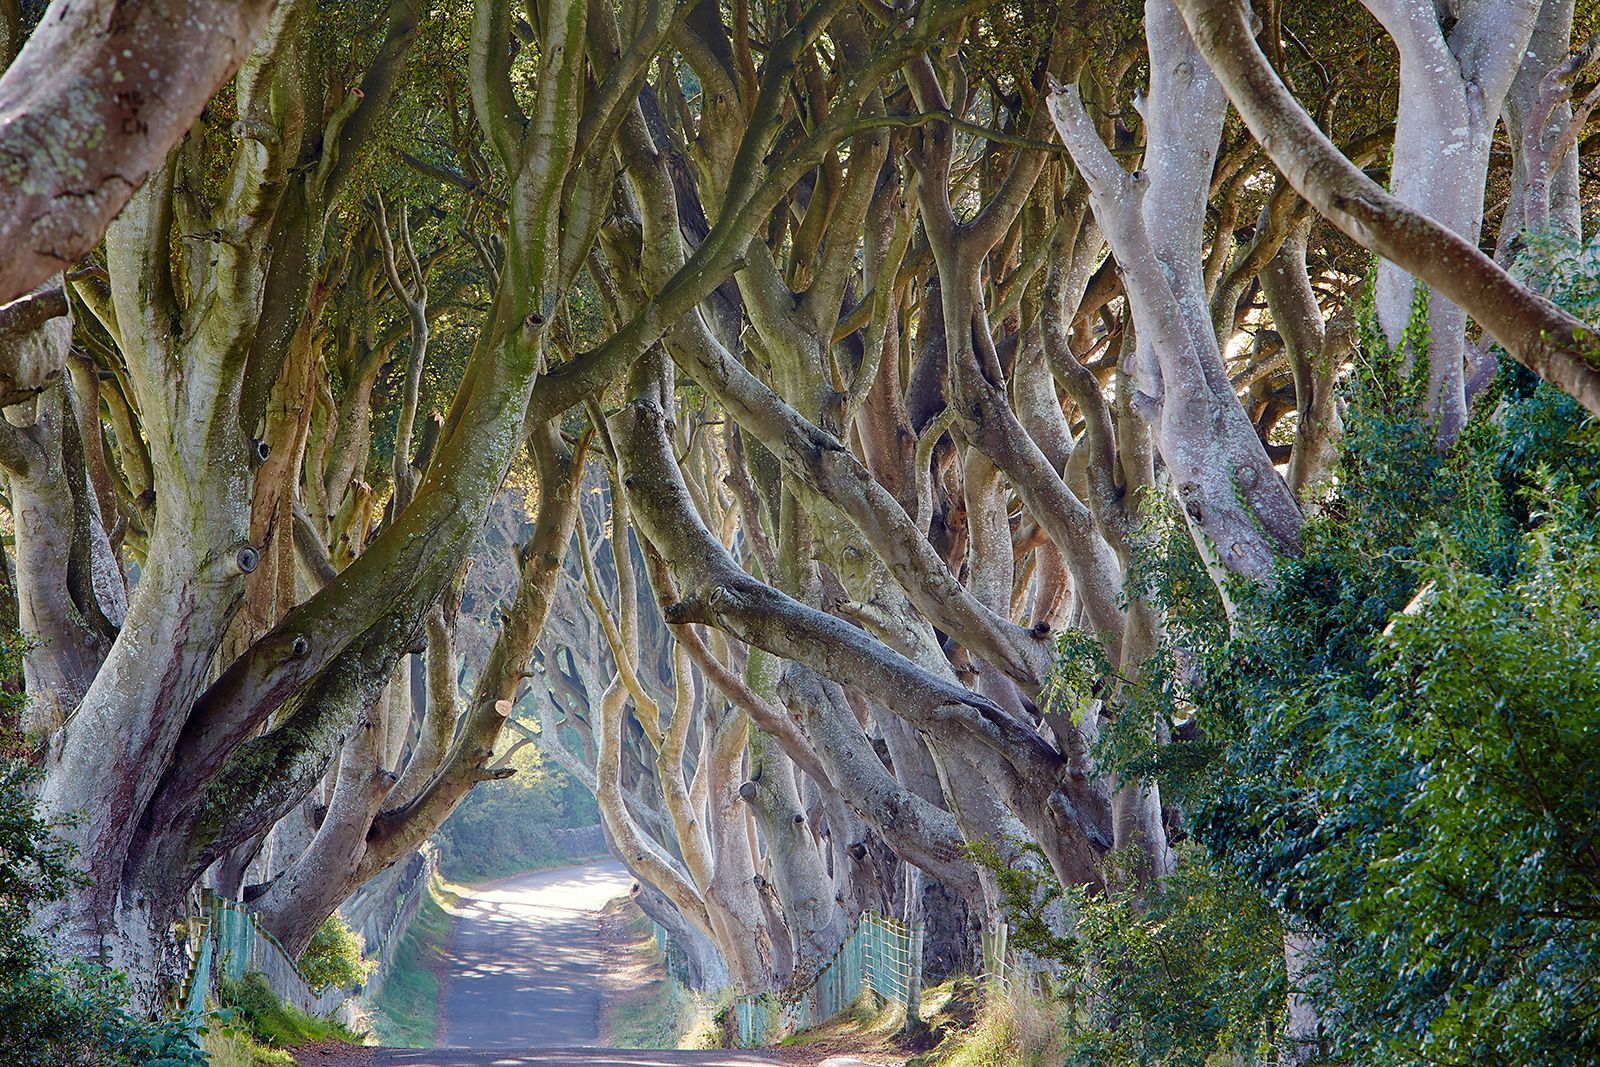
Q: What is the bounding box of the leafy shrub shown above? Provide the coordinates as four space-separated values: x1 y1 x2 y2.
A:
971 839 1287 1066
0 960 206 1067
1038 239 1600 1065
1180 250 1600 1064
433 727 599 881
297 913 374 990
1062 858 1288 1067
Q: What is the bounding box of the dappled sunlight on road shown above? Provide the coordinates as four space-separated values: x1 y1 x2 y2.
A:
373 862 896 1065
379 1052 816 1066
437 861 635 1049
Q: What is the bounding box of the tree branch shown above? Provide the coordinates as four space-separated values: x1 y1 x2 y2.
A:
0 0 278 304
1177 0 1600 418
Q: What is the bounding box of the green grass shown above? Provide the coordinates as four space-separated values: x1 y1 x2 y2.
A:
607 973 697 1048
216 972 362 1050
904 980 1068 1067
367 875 460 1047
202 1024 296 1067
603 904 706 1049
778 992 901 1047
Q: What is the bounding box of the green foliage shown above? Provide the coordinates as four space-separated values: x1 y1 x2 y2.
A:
1349 498 1600 1064
1168 243 1600 1065
1061 857 1288 1067
0 628 204 1066
1122 486 1228 652
296 914 375 990
215 973 359 1049
0 959 206 1067
1040 628 1110 731
1048 507 1218 797
433 725 599 882
965 839 1077 971
1035 239 1600 1066
969 838 1286 1066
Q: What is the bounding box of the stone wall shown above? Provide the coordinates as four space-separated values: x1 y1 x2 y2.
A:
547 823 607 857
341 846 434 1002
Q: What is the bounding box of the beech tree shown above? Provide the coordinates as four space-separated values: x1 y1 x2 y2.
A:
2 0 1596 1056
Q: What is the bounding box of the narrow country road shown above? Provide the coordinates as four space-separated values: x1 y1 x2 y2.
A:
363 860 887 1067
435 860 635 1048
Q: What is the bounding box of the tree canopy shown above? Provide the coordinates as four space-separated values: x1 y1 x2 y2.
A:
0 0 1596 1062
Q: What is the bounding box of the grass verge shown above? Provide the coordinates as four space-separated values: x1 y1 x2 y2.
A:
905 979 1068 1067
206 971 363 1065
217 972 360 1048
599 899 708 1048
776 992 905 1049
202 1024 295 1067
366 874 464 1047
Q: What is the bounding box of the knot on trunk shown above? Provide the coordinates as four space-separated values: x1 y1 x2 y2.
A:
1177 481 1205 522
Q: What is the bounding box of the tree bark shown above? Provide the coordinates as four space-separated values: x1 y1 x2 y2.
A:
0 0 279 304
1360 0 1539 439
1048 0 1305 587
1260 222 1343 500
1174 0 1600 419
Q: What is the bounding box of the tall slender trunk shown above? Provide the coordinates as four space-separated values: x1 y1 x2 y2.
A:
1363 0 1540 440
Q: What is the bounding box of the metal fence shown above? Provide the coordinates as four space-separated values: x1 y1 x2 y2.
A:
731 911 923 1047
653 922 688 984
209 897 349 1016
980 919 1014 997
176 914 213 1033
172 850 435 1041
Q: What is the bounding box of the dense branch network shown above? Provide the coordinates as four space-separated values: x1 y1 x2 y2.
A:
0 0 1594 1052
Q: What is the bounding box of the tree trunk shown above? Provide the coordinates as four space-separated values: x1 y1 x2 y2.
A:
1363 0 1540 440
1175 0 1600 418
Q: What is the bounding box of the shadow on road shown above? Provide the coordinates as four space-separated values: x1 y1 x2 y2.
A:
438 861 635 1049
369 862 892 1066
379 1050 802 1066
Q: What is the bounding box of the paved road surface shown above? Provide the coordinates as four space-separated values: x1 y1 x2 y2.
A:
377 1052 877 1066
363 861 885 1067
435 861 636 1049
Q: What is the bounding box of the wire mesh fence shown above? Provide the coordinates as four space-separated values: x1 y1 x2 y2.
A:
979 919 1013 997
653 921 697 987
210 899 254 984
175 914 213 1032
730 911 922 1047
174 855 436 1043
207 896 349 1015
